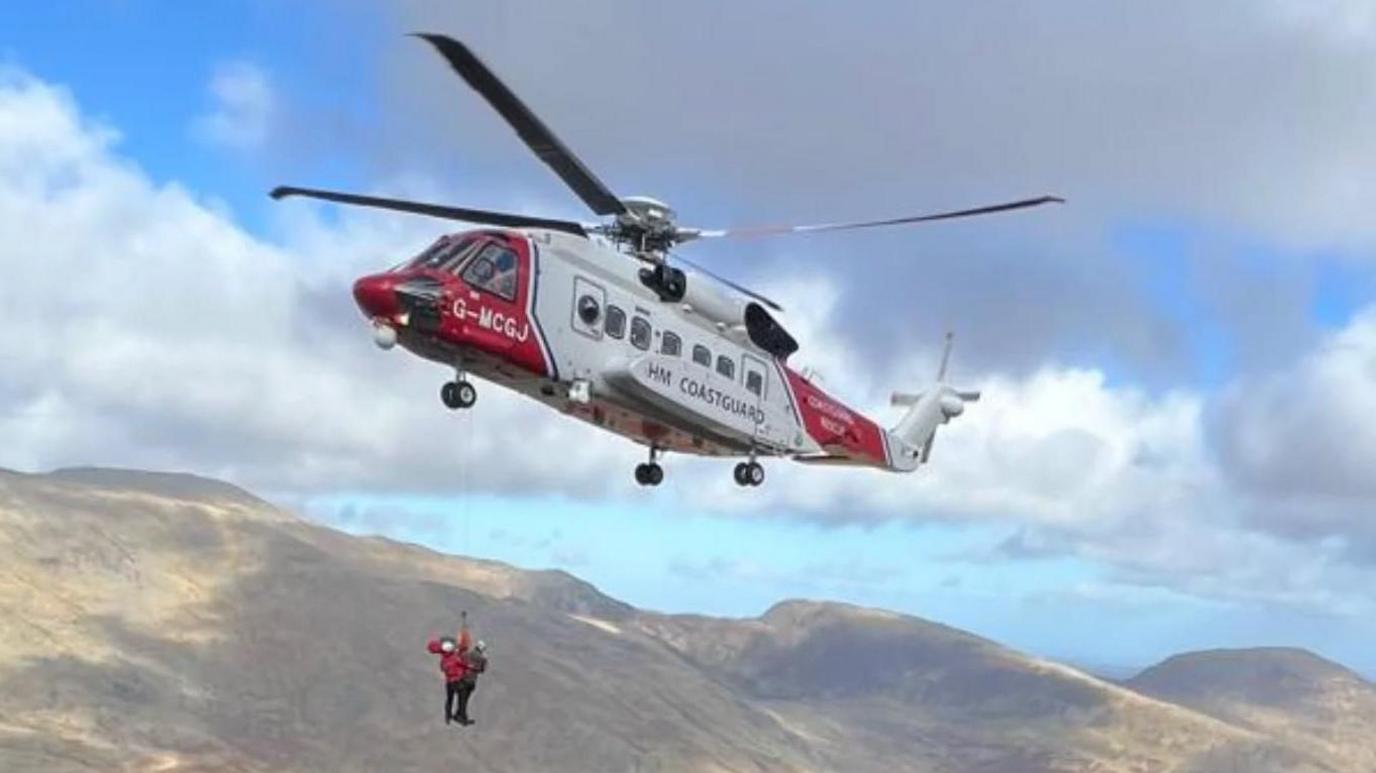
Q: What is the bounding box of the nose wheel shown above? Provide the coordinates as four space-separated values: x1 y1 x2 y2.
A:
441 379 476 410
634 463 664 486
635 447 665 487
733 461 765 487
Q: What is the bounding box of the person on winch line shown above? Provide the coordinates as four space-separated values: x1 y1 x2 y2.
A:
426 613 470 726
455 637 488 726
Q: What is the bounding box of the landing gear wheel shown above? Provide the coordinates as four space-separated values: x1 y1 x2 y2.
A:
734 461 764 487
441 380 477 410
634 463 664 487
746 461 765 486
455 381 477 408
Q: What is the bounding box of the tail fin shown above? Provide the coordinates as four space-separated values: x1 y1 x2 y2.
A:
886 333 980 471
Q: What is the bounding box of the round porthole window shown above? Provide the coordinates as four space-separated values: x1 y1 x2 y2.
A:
577 294 601 325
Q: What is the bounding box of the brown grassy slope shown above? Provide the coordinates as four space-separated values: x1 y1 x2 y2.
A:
1 468 1369 772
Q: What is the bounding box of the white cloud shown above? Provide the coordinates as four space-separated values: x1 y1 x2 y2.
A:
1209 308 1376 560
192 61 274 150
2 66 1374 618
0 70 631 496
1214 308 1376 500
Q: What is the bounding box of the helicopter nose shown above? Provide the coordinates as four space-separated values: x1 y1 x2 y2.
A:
352 273 400 319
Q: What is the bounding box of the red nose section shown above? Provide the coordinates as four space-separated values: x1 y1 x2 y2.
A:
353 274 399 319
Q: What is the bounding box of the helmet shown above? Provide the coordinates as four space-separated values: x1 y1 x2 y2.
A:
440 639 455 653
474 640 487 653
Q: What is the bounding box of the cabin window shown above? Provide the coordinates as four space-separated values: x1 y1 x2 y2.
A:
605 305 626 339
461 243 519 301
661 331 682 357
630 316 652 350
742 355 768 399
716 355 736 380
692 344 711 367
577 295 601 325
746 369 764 397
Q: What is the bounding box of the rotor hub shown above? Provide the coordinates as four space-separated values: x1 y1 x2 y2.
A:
605 196 682 259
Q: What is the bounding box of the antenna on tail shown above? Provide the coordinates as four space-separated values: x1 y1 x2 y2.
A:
936 331 955 382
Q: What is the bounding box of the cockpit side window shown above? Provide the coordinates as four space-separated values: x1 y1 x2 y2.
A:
461 242 520 301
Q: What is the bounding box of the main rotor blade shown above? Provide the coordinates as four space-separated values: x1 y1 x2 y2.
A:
673 254 784 312
695 195 1065 240
413 34 626 217
269 186 589 236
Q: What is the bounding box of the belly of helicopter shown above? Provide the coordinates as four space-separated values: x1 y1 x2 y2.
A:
602 353 801 455
397 331 771 457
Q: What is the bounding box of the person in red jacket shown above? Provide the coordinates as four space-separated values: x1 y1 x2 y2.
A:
427 613 471 726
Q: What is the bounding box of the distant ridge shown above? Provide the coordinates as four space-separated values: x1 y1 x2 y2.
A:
43 466 267 505
1128 646 1376 715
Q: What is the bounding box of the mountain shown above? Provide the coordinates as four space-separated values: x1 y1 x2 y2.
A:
1127 648 1376 770
0 467 1372 772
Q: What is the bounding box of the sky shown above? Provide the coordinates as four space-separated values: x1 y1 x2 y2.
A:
3 1 1376 675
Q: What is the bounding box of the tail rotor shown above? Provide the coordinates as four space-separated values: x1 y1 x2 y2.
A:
888 332 981 471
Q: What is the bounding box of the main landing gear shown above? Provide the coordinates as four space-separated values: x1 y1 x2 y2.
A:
635 447 665 487
441 375 476 410
733 460 765 487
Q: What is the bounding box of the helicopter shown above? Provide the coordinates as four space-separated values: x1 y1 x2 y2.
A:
271 34 1062 487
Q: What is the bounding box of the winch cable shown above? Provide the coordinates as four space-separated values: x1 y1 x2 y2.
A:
461 402 474 556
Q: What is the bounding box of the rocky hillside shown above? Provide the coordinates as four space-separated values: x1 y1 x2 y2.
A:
1 468 1371 772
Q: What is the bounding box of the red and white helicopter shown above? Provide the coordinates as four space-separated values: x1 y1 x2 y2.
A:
272 35 1061 487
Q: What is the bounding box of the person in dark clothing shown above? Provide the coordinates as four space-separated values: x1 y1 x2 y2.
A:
454 639 488 725
426 632 468 725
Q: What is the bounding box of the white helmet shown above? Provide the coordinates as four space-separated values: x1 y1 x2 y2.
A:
475 640 487 653
440 639 455 653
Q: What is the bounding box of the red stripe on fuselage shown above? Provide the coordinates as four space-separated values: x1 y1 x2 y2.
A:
782 367 888 467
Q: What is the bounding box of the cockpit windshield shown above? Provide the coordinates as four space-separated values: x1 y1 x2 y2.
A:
405 235 484 273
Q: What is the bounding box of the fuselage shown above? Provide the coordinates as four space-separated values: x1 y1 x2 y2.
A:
352 228 900 469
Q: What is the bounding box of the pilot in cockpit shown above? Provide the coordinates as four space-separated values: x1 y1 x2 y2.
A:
491 249 517 298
